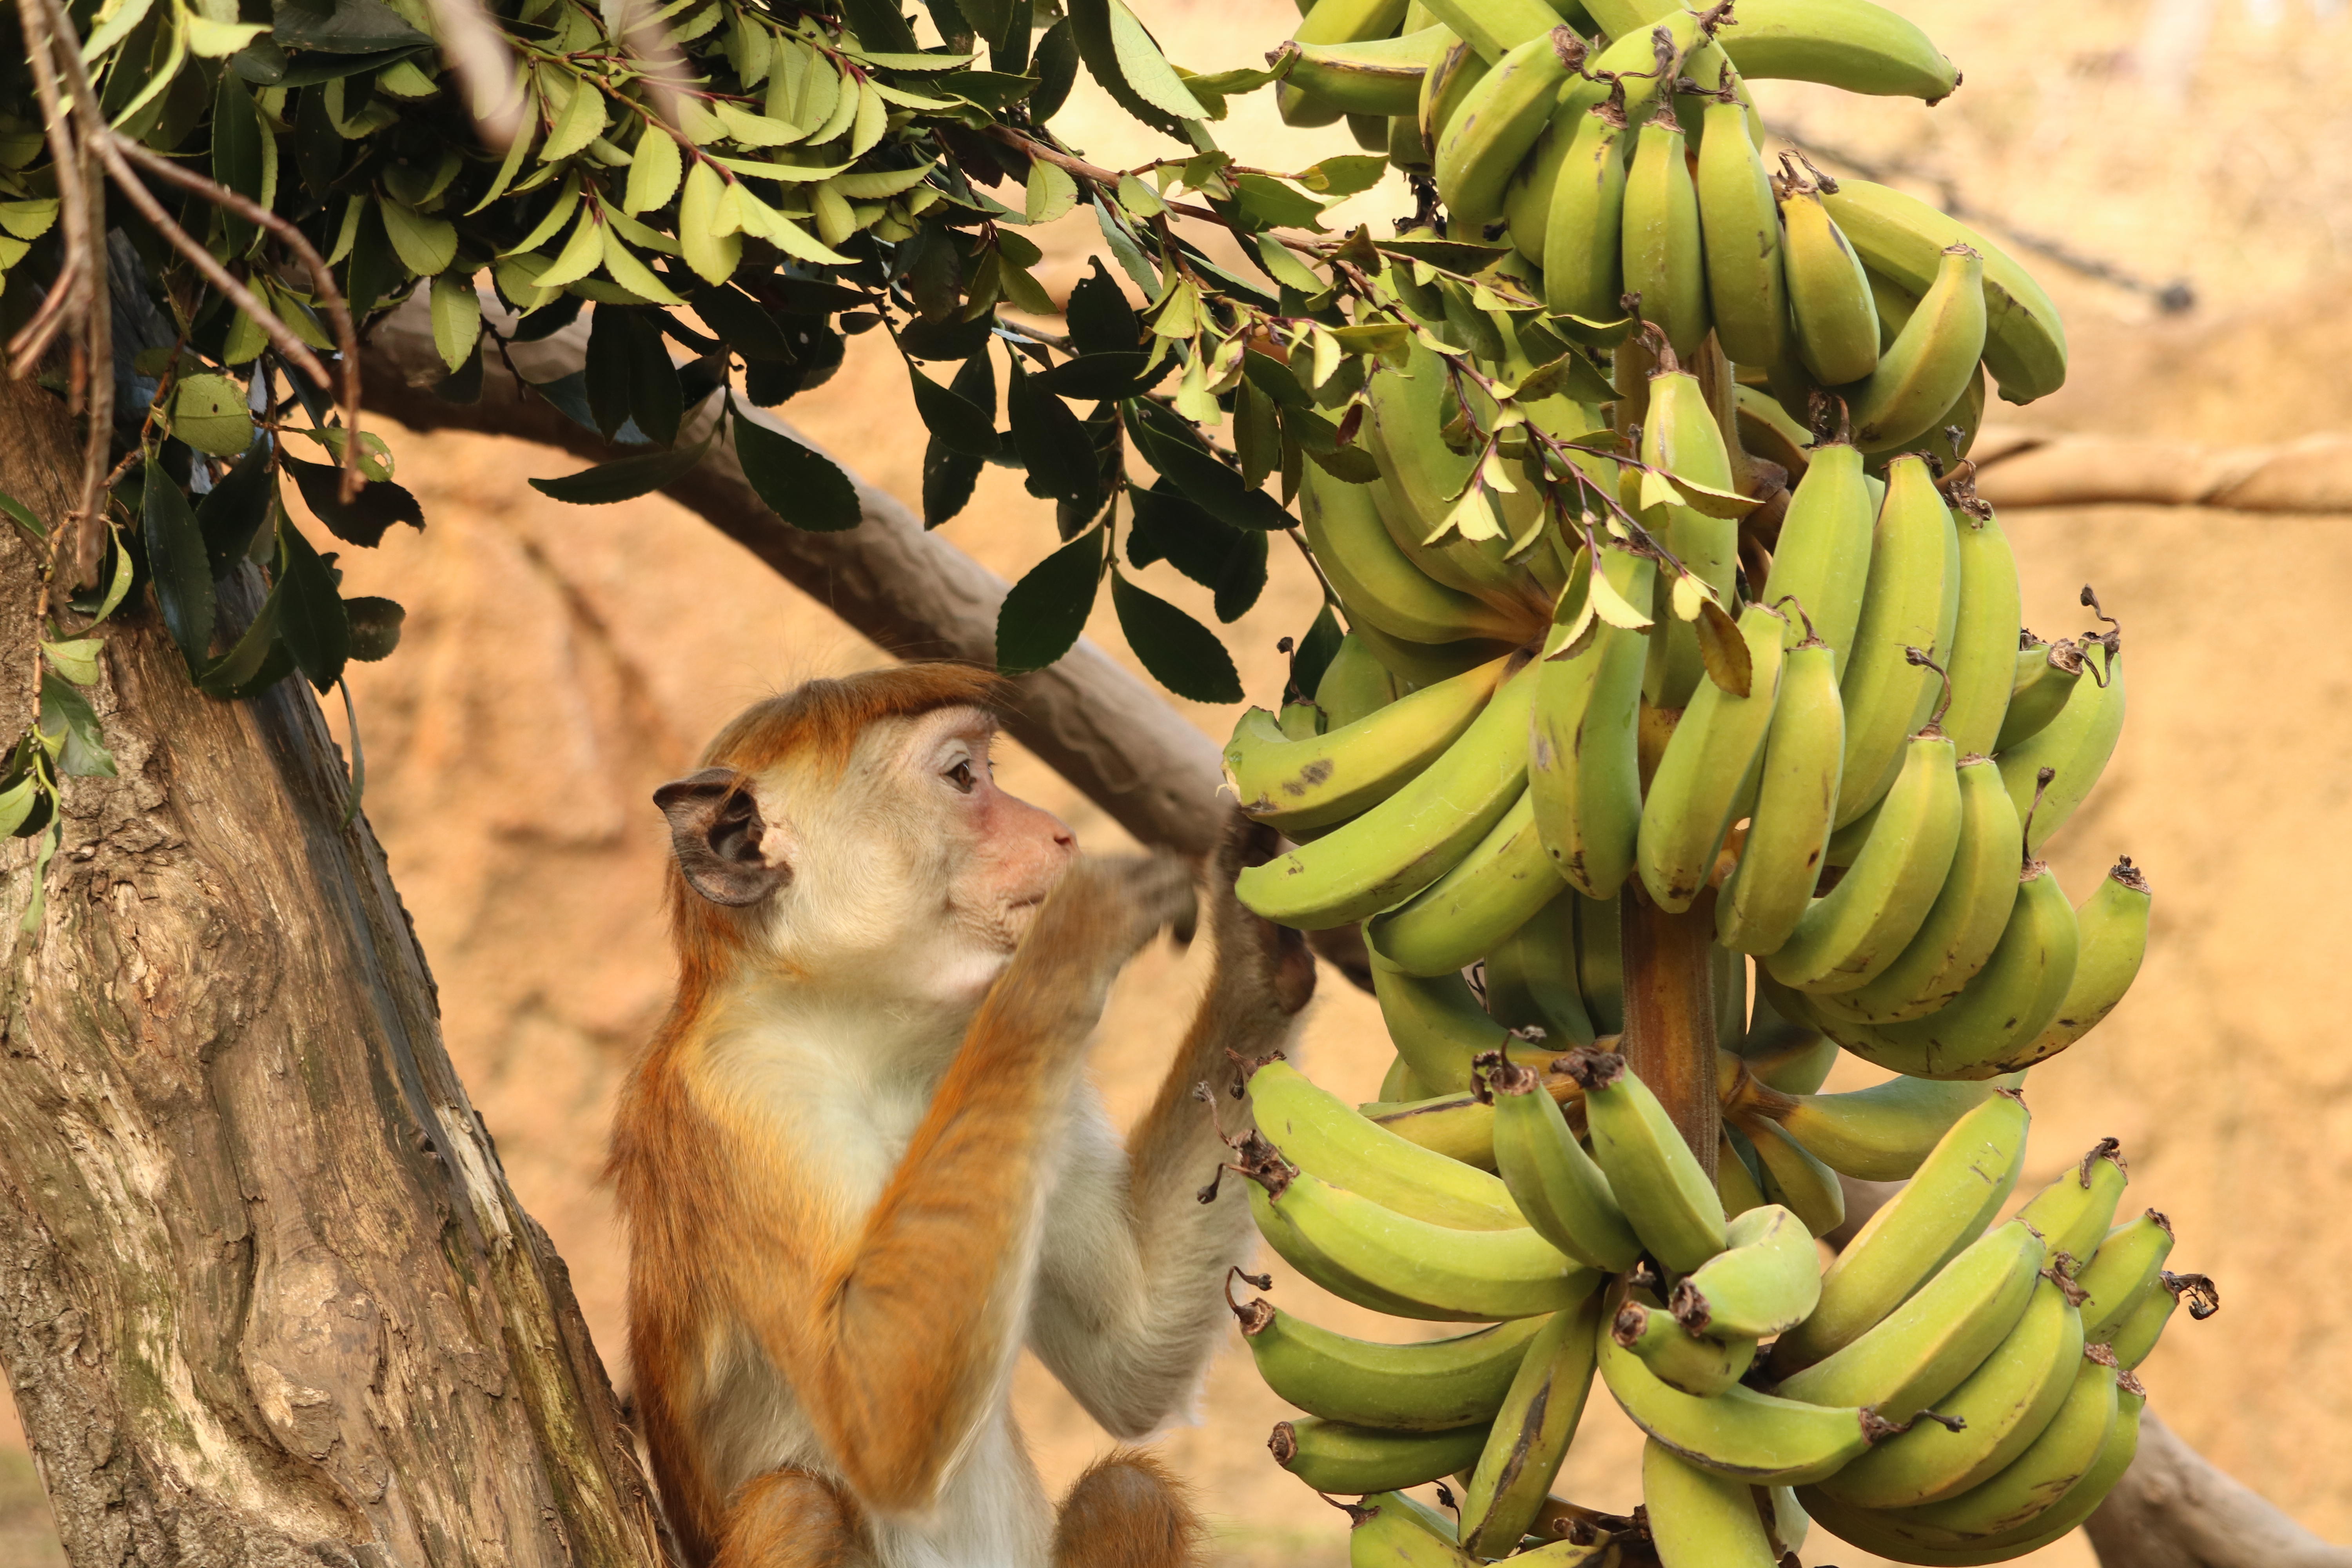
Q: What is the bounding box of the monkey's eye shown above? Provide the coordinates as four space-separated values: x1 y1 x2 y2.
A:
944 759 978 793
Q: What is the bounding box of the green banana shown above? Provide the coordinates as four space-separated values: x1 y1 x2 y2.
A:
1485 897 1599 1047
1820 176 2067 405
1718 632 1844 956
2109 1271 2210 1370
1251 1165 1599 1321
1737 1004 1838 1091
1492 1056 1645 1270
1530 546 1656 900
1577 890 1626 1033
1436 26 1589 234
1939 488 2024 758
1280 0 1414 126
1695 87 1789 368
1557 9 1704 124
1285 24 1460 116
1872 1348 2124 1543
1765 729 1963 993
2013 1139 2129 1265
1672 1203 1821 1339
1270 1415 1496 1493
1999 858 2151 1072
1566 1049 1729 1272
1639 602 1788 910
1503 115 1571 267
1815 1273 2084 1509
1541 95 1633 325
1300 464 1530 647
1361 339 1542 606
1239 659 1539 929
1352 620 1525 688
1318 633 1406 729
1615 1295 1759 1397
1371 790 1572 976
1250 1058 1528 1230
1730 1070 2011 1182
1993 636 2083 753
1367 1070 1585 1168
1226 655 1512 833
1759 437 1876 677
1621 105 1709 361
1780 158 1880 387
2076 1210 2174 1343
1847 246 1987 454
1644 1438 1780 1568
1461 1294 1606 1554
1832 454 1959 826
1812 756 2022 1024
1638 362 1744 710
1771 1089 2029 1371
1739 1113 1848 1237
1716 0 1958 98
1234 1294 1549 1431
1600 1316 1895 1485
1998 635 2124 855
1718 1129 1771 1215
1369 950 1514 1093
1345 1491 1479 1567
1773 1218 2044 1425
1415 0 1563 62
1824 859 2080 1080
1737 384 1817 486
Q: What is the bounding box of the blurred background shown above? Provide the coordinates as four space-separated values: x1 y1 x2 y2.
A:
9 0 2352 1562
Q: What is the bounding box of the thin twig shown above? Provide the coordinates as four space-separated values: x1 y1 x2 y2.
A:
108 136 365 499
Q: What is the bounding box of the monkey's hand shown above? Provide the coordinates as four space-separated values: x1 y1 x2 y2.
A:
1210 810 1317 1022
992 854 1196 1049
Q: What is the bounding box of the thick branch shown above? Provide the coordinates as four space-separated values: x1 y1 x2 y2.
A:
2087 1412 2352 1568
1971 427 2352 513
359 295 1231 856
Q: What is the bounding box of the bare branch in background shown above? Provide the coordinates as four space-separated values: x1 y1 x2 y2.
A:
2088 1412 2352 1568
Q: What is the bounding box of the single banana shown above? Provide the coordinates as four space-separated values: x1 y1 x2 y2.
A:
1820 176 2067 405
1436 26 1590 235
1694 89 1788 368
1250 1058 1529 1230
1615 1295 1759 1397
1556 9 1705 125
1847 246 1987 454
1831 454 1959 826
1718 1129 1771 1215
1415 0 1563 62
1671 1203 1821 1339
1530 547 1656 900
1353 620 1526 688
1577 890 1627 1033
1759 437 1876 677
1993 636 2083 753
1485 897 1599 1047
1621 104 1709 361
1739 1113 1848 1237
1736 385 1817 488
1938 486 2024 758
1492 1056 1646 1270
1300 464 1530 648
1715 0 1959 100
1239 659 1539 929
1541 95 1633 325
1371 790 1573 976
1227 655 1512 833
1366 1069 1586 1168
2013 1139 2129 1265
1824 858 2080 1081
1718 630 1844 956
1765 728 1963 993
1737 1001 1838 1091
1811 756 2022 1024
1415 40 1489 180
1285 24 1460 117
1344 1491 1480 1567
1503 116 1571 267
1815 1273 2083 1509
1637 359 1744 710
1369 948 1514 1093
1318 632 1406 729
1566 1049 1729 1272
1779 158 1880 387
1998 857 2151 1072
2108 1270 2207 1370
1234 1294 1549 1431
1270 1415 1497 1493
1600 1317 1895 1486
1771 1089 2029 1372
1639 602 1788 910
1998 635 2124 855
1644 1439 1781 1568
2075 1210 2174 1343
1461 1293 1606 1553
1279 0 1414 126
1773 1218 2044 1425
1728 1069 2011 1183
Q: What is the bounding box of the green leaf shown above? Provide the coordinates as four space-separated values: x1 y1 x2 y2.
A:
1254 234 1325 294
1066 257 1141 354
693 285 791 361
270 0 432 52
835 0 920 52
39 672 116 777
212 73 267 254
142 459 216 668
624 128 683 213
678 160 742 287
734 416 861 530
196 568 288 697
996 529 1103 675
171 373 255 457
1102 0 1207 120
1514 348 1615 406
1377 235 1510 272
1024 157 1079 225
380 198 457 275
0 486 45 541
1111 571 1240 701
1065 0 1188 136
1127 480 1236 588
1031 351 1155 400
599 227 686 305
42 639 103 686
282 455 424 546
345 595 406 661
1212 528 1268 623
0 775 38 838
907 362 998 457
1092 199 1159 297
274 519 351 692
1007 370 1098 506
430 272 481 372
1231 173 1326 232
713 101 807 147
1114 171 1164 217
198 437 277 577
1292 603 1345 698
1124 399 1290 530
540 73 610 163
923 438 983 528
1296 154 1388 198
1031 18 1078 120
528 439 704 503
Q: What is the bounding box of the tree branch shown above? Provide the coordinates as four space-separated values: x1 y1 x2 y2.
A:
1971 427 2352 513
2087 1412 2352 1568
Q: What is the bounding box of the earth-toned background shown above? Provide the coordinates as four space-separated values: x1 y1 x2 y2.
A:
9 0 2351 1562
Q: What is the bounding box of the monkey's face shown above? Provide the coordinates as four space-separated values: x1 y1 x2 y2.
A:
916 708 1077 959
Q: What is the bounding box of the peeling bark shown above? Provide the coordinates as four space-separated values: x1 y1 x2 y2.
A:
0 376 662 1565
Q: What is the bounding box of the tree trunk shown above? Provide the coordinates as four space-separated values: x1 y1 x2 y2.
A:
0 376 662 1564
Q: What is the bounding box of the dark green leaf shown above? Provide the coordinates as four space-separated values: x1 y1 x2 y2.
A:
989 0 1033 71
1231 172 1327 232
955 0 1013 48
143 459 216 668
345 595 405 661
693 286 793 361
624 312 684 446
40 673 115 777
922 441 982 528
835 0 920 52
949 343 998 418
197 572 289 698
283 455 424 546
510 292 584 342
344 200 402 315
1007 370 1099 506
1065 258 1141 355
735 416 862 531
272 0 431 50
212 74 266 255
907 362 998 456
1241 348 1313 408
1126 481 1237 588
1030 350 1154 400
898 310 993 363
1212 528 1268 623
1030 18 1079 122
1376 236 1512 272
996 528 1102 675
1234 377 1279 491
1111 571 1241 702
586 306 634 440
1296 154 1388 198
1124 399 1290 530
1292 603 1345 699
525 371 603 438
527 441 705 504
198 434 276 577
1516 348 1616 406
274 519 350 691
935 69 1036 109
271 43 426 85
229 34 287 82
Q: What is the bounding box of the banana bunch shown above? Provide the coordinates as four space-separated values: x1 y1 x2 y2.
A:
1238 1049 2213 1567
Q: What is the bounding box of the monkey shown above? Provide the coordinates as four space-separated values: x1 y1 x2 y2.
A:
608 664 1314 1568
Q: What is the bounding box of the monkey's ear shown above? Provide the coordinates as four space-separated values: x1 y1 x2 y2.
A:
654 768 791 907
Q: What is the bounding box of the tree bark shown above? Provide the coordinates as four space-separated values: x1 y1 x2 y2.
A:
2085 1412 2352 1568
0 376 662 1564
